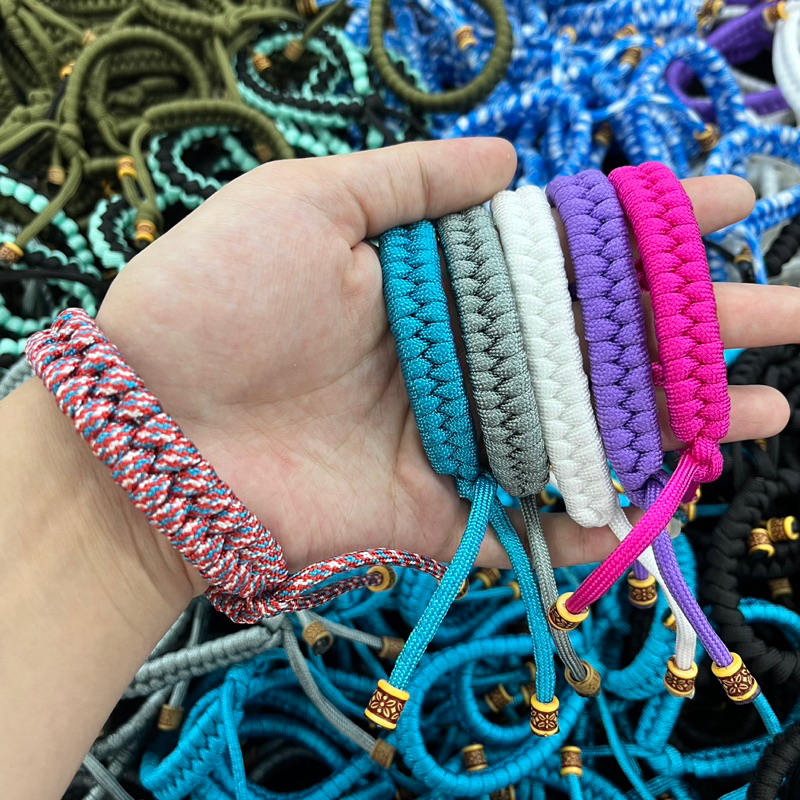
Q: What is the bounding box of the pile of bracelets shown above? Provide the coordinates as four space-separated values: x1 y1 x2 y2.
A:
4 1 800 799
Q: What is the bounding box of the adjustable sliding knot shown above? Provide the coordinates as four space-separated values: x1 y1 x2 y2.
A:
686 436 725 484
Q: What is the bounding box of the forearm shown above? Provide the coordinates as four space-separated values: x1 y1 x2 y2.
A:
0 379 194 799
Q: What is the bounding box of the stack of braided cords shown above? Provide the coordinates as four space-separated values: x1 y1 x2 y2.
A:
435 206 586 692
378 218 555 709
748 719 800 800
547 168 735 671
705 468 800 687
765 213 800 278
566 162 730 617
490 182 696 672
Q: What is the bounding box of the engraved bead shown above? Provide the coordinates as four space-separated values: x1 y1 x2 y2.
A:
548 593 588 632
378 636 404 661
664 657 698 698
748 528 775 558
561 745 583 777
367 565 397 592
370 738 396 769
461 743 487 772
564 660 602 697
627 573 658 608
530 695 560 737
302 620 333 655
712 652 761 704
484 684 513 713
157 703 183 731
365 680 409 729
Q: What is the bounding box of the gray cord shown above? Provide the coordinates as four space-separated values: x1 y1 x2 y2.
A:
282 624 377 755
436 207 547 497
147 602 194 660
437 206 587 683
125 625 283 697
92 688 170 759
167 596 208 710
307 612 383 649
80 754 135 800
84 747 134 800
0 356 32 400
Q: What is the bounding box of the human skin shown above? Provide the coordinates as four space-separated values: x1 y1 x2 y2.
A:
1 138 797 798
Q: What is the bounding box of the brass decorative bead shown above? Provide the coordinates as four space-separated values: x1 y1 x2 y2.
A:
663 612 677 633
367 565 397 592
461 743 487 772
302 620 334 655
47 165 66 185
548 593 589 632
561 745 583 777
0 241 23 264
284 39 305 62
733 245 753 265
59 61 76 80
620 46 643 68
484 684 513 713
456 578 470 599
712 653 761 704
490 788 516 800
564 661 602 697
296 0 318 15
627 573 658 608
370 738 396 769
594 122 613 146
252 53 272 74
693 123 720 152
134 220 157 247
664 657 698 698
766 516 798 542
365 680 409 729
157 703 184 731
455 25 478 50
764 2 788 27
81 29 97 46
475 567 502 589
614 24 638 38
530 695 560 737
769 577 793 601
560 25 578 43
116 155 136 180
748 528 775 558
378 636 405 661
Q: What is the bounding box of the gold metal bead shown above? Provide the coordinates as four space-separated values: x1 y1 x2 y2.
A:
539 488 558 506
663 612 677 632
81 29 97 46
766 516 798 542
157 703 184 731
664 657 698 698
365 680 409 729
693 122 720 152
302 620 334 655
490 787 516 800
548 593 589 632
733 245 753 265
614 24 638 38
116 155 136 180
520 682 535 707
284 39 305 62
475 568 502 589
506 580 521 600
564 661 602 697
560 25 578 43
367 565 397 592
764 2 788 27
627 573 658 608
370 738 396 769
748 528 775 558
530 695 560 737
456 578 470 599
484 684 513 713
378 636 405 661
296 0 318 15
0 241 23 264
134 219 157 247
47 165 66 185
712 652 761 704
769 577 793 601
455 25 478 50
59 61 75 80
594 122 613 146
621 46 643 68
560 745 583 777
252 53 272 74
462 743 488 772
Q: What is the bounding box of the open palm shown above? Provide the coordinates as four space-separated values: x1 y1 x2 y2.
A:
98 138 799 590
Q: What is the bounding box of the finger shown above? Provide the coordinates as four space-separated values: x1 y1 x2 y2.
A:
472 508 624 569
658 384 790 451
558 174 756 280
263 138 518 245
713 283 800 350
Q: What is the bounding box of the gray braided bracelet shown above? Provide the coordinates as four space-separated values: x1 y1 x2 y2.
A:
436 207 587 685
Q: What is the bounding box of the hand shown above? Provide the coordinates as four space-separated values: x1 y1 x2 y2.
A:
97 138 797 593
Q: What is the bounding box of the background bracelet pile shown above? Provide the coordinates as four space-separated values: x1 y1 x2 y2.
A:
4 1 800 799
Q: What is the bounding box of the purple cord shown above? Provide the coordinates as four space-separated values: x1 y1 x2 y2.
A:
666 3 788 121
547 170 732 667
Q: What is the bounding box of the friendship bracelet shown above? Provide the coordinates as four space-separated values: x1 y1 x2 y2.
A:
490 183 697 675
547 170 736 680
564 163 730 620
436 206 587 726
373 218 555 732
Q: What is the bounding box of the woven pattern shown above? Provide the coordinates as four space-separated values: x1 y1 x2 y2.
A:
547 171 663 501
437 206 547 499
381 220 479 485
609 162 729 485
25 309 289 602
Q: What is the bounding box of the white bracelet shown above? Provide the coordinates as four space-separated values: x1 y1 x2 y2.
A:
491 185 696 670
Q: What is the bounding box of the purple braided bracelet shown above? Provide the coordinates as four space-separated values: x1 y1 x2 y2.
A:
666 3 787 120
547 170 733 668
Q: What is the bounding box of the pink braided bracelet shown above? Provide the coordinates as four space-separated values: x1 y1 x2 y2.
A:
26 309 444 623
561 162 730 621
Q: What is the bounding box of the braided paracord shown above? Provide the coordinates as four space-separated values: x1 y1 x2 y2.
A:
490 183 696 671
436 206 586 689
376 219 555 726
564 163 730 618
547 170 734 670
747 719 800 800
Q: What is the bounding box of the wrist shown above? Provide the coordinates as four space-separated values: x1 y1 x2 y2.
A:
3 378 200 615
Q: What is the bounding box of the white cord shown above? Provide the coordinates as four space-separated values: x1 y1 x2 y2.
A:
773 0 800 124
491 186 696 670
